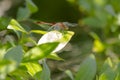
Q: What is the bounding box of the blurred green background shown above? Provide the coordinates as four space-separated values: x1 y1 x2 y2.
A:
1 0 120 80
6 0 81 22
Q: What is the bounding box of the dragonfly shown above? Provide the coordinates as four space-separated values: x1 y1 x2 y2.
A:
36 21 78 31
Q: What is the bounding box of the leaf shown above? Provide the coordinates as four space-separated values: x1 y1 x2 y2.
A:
75 54 96 80
115 63 120 80
7 19 27 33
0 47 6 60
100 58 113 74
0 17 11 30
81 17 102 28
65 70 74 80
94 0 105 6
0 46 23 79
78 0 92 12
17 7 30 21
99 58 116 80
47 53 64 60
38 31 74 53
25 62 42 76
23 42 59 62
30 30 47 34
40 60 51 80
89 32 100 40
99 68 116 80
4 45 23 66
105 5 116 17
115 73 120 80
9 65 32 80
90 32 105 53
5 35 15 47
92 39 105 53
0 60 13 79
26 0 38 13
17 0 38 21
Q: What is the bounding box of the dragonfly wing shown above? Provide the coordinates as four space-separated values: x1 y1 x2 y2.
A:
63 22 78 27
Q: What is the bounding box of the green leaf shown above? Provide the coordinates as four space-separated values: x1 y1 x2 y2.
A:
0 17 11 30
30 30 47 34
94 0 105 6
75 54 96 80
105 5 116 17
78 0 92 12
115 73 120 80
99 58 116 80
0 47 6 60
17 7 30 21
9 65 32 80
65 70 74 80
5 35 15 47
90 32 105 53
4 45 23 66
0 60 11 67
24 42 59 62
25 62 42 76
17 0 38 21
89 32 100 40
92 39 105 53
47 53 64 60
99 68 116 80
26 0 38 13
115 63 120 80
81 17 102 28
40 60 51 80
7 19 27 33
0 46 23 79
115 63 120 73
0 60 13 79
100 58 113 74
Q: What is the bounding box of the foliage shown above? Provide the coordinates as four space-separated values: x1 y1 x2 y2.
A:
0 18 74 79
1 0 120 80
